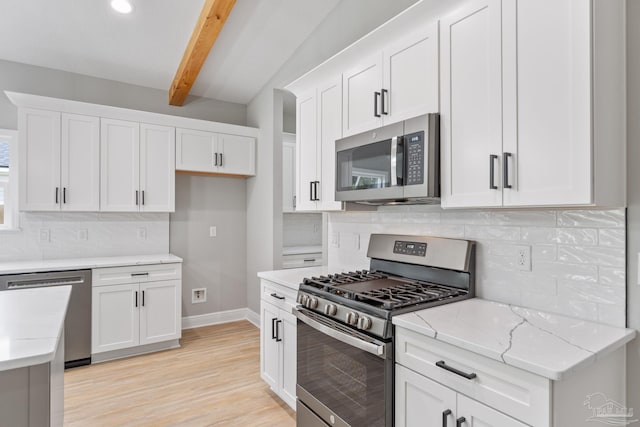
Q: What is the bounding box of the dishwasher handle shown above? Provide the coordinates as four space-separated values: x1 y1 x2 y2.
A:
7 278 85 289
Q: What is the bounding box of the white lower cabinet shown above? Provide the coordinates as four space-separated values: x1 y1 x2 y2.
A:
260 279 298 410
92 264 182 358
395 326 627 427
396 365 526 427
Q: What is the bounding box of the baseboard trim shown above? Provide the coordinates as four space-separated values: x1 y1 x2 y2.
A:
182 308 260 330
92 339 181 364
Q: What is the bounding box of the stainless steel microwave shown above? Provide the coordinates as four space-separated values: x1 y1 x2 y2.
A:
335 113 440 204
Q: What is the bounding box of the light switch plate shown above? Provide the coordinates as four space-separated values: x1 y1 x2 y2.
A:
77 229 88 241
39 228 50 243
137 227 147 240
209 226 217 238
330 231 340 248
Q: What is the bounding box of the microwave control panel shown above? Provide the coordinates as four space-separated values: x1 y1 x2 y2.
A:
405 131 424 185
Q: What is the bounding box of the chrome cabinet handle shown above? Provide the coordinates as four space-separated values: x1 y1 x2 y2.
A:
489 155 499 190
503 152 512 189
456 417 466 427
436 360 477 380
443 409 452 427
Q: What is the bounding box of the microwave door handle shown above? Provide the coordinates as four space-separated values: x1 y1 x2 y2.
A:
390 136 398 187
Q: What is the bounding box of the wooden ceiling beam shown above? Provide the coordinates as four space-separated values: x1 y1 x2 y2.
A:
169 0 237 106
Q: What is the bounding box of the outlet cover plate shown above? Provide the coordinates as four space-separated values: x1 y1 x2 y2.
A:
192 288 207 304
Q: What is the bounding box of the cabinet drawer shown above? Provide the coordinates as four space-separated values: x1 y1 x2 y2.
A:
395 327 550 426
261 280 298 310
282 253 323 269
93 263 182 287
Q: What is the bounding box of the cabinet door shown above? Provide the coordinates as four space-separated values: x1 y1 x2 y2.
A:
218 134 255 176
502 0 591 206
100 119 140 211
260 301 280 391
457 395 528 427
296 89 318 212
175 128 216 172
140 124 175 212
61 113 100 211
395 365 457 427
342 54 383 137
282 138 296 212
440 0 503 208
92 283 139 353
317 77 344 211
18 108 61 211
139 280 181 345
279 309 297 409
383 22 439 124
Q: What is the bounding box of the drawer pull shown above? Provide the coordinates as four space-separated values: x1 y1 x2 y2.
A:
436 360 477 380
131 272 149 277
442 409 452 427
456 416 466 427
270 292 285 300
303 258 316 262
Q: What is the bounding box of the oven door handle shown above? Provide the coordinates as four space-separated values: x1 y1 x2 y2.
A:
293 307 388 359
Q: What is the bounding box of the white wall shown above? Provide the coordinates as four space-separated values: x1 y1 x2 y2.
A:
0 59 249 317
245 0 422 313
170 175 247 317
329 206 625 327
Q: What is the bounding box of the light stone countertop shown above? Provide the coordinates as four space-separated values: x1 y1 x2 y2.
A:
258 266 329 290
393 298 636 380
0 254 183 276
0 286 71 371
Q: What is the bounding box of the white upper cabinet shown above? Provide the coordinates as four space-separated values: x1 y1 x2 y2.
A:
383 22 439 123
101 119 175 212
440 0 503 208
441 0 625 208
282 133 296 213
140 124 175 212
295 77 344 212
19 109 100 212
100 119 141 212
175 128 255 176
342 23 439 137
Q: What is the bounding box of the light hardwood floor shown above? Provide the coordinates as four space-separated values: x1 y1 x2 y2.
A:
64 321 296 427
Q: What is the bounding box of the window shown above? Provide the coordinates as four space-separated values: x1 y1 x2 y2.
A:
0 129 18 229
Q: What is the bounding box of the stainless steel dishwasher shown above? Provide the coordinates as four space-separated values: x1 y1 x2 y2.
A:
0 269 92 368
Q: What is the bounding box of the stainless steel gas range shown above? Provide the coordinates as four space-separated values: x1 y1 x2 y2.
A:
293 234 476 427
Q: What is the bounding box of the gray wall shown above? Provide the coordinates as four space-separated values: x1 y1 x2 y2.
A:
627 0 640 412
170 175 247 317
245 0 421 313
0 58 246 129
0 59 249 317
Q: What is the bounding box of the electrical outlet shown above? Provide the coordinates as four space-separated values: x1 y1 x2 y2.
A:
137 227 147 240
77 229 88 241
209 226 217 237
192 288 207 304
516 245 531 271
353 233 360 250
39 228 50 243
330 231 340 248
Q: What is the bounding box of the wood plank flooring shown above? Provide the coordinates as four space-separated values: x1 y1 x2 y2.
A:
64 321 295 427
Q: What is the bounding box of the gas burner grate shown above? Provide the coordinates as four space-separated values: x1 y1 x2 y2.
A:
356 282 465 310
303 270 388 287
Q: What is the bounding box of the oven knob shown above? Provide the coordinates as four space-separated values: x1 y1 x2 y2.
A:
299 294 309 306
345 312 359 326
297 294 305 304
307 297 318 309
324 304 337 316
357 316 373 331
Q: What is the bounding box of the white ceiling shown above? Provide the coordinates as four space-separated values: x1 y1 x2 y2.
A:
0 0 341 105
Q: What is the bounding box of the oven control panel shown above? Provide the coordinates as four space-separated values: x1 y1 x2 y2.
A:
405 131 424 186
393 240 427 257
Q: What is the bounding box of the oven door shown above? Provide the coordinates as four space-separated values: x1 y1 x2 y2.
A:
294 307 393 427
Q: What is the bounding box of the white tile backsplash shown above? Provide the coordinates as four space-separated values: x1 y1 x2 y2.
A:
283 213 322 248
328 207 626 327
0 212 169 262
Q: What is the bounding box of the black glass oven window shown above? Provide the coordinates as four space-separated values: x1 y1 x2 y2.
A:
337 140 392 191
297 320 390 427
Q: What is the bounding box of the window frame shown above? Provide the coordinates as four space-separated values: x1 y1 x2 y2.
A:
0 129 19 230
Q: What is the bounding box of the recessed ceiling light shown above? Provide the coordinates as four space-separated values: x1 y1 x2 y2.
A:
110 0 133 14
